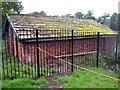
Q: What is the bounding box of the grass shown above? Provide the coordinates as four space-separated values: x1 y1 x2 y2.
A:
73 52 119 73
2 50 48 88
0 81 2 89
1 40 48 88
56 67 118 88
2 77 47 88
2 55 59 79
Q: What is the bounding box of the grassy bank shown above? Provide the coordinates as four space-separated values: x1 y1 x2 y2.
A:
56 67 118 88
2 77 47 88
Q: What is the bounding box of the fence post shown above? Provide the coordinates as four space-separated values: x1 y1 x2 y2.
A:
115 34 118 62
36 29 40 78
16 36 19 59
15 36 20 76
96 32 100 68
71 30 74 72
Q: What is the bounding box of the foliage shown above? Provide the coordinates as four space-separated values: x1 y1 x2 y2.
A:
74 12 84 19
84 10 96 20
0 0 2 21
30 11 47 16
110 13 118 31
56 68 118 88
97 13 110 25
102 52 119 73
2 1 23 16
2 1 23 25
118 14 120 32
39 11 47 16
74 52 119 73
96 12 119 31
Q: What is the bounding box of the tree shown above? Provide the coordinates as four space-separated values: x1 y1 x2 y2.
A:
97 13 110 25
2 1 24 31
2 1 23 26
65 14 71 17
84 10 95 20
74 12 84 19
0 0 2 30
13 2 23 14
0 0 2 21
118 14 120 32
2 1 23 18
110 13 118 31
30 11 47 16
39 11 47 16
63 14 74 19
30 11 40 16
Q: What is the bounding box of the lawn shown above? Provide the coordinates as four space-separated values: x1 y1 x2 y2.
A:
56 67 119 88
2 77 47 88
1 67 119 88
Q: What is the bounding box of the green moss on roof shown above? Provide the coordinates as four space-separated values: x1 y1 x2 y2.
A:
9 14 117 35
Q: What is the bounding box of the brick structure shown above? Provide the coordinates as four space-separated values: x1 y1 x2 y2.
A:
3 14 117 65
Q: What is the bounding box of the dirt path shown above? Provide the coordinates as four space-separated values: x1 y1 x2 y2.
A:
43 58 73 88
43 72 70 88
43 76 63 88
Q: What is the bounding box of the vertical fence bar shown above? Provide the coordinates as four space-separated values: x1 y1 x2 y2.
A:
41 29 43 76
16 36 18 59
63 29 65 73
23 29 26 78
2 38 5 80
55 29 57 74
65 29 67 72
96 32 100 68
103 37 106 53
6 33 9 78
31 30 33 78
46 43 48 76
10 31 13 79
13 32 16 79
115 34 118 62
34 40 36 77
71 30 74 72
36 29 40 78
60 29 62 73
28 33 30 78
43 29 45 76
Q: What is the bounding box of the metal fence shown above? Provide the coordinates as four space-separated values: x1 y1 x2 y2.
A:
2 29 119 80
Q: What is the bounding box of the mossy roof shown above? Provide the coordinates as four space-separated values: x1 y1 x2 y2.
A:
8 14 117 39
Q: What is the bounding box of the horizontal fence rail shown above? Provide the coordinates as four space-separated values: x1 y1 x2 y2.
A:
2 29 119 80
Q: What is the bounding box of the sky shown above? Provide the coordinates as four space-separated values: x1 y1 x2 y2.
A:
21 0 120 18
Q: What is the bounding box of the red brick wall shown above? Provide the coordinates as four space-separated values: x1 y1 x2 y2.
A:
5 25 19 57
17 37 115 64
4 23 115 65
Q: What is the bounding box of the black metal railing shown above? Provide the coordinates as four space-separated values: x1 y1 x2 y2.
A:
2 29 119 80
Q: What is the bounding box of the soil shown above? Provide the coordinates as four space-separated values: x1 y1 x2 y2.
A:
43 72 70 88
